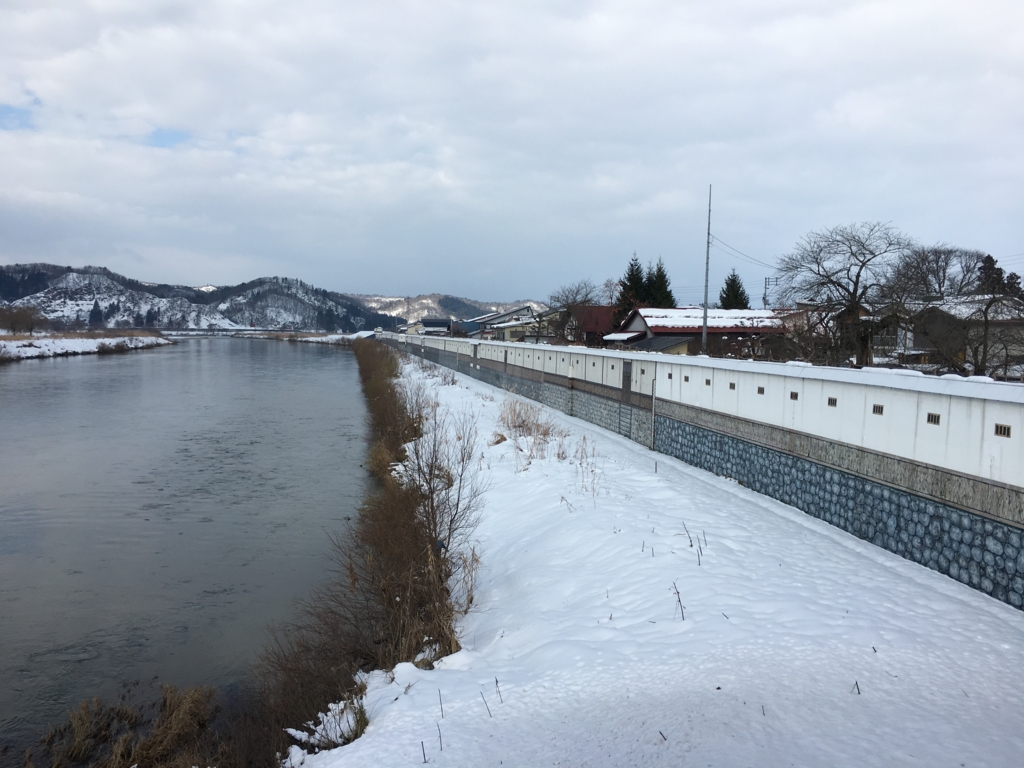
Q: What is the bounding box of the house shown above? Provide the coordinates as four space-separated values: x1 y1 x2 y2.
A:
571 305 617 346
466 306 537 340
420 317 451 335
607 307 787 355
904 295 1024 377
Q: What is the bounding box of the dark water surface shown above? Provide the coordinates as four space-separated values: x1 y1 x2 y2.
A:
0 338 368 756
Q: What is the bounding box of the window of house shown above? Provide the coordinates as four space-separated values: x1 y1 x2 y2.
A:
685 375 690 382
828 397 837 407
757 386 764 395
705 379 711 386
729 382 736 390
873 404 884 415
995 424 1012 438
927 413 940 425
790 391 799 401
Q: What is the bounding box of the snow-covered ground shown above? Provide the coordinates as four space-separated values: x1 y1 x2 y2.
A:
0 334 171 361
293 361 1024 768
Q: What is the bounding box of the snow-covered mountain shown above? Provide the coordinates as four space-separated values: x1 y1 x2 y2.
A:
353 293 548 323
0 264 395 332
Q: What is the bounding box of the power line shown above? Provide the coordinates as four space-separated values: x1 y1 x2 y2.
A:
712 237 774 274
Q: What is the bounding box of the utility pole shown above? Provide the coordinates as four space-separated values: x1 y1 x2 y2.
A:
701 185 712 355
762 277 778 309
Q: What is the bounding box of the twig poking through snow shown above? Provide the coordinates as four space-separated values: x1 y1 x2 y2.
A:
438 690 444 719
495 677 503 704
437 722 443 751
672 582 685 620
659 731 667 741
851 681 861 695
682 522 693 547
421 740 428 763
481 692 492 717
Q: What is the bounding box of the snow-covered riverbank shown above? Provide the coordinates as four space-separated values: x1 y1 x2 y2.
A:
0 334 171 361
293 359 1024 768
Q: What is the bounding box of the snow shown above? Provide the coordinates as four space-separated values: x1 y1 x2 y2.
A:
637 307 785 331
0 334 171 360
603 332 644 342
287 361 1024 767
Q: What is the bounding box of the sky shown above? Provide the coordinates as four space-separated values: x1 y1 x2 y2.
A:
0 1 1022 304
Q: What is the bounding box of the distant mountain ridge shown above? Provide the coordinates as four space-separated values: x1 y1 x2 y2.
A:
353 293 548 324
0 264 398 331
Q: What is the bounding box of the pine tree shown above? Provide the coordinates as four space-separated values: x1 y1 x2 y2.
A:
614 253 648 323
645 258 676 308
88 299 104 327
719 269 750 310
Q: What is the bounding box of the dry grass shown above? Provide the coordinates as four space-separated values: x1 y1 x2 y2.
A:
36 686 216 768
496 396 569 464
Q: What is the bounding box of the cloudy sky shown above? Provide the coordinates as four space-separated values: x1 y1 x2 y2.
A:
1 1 1021 302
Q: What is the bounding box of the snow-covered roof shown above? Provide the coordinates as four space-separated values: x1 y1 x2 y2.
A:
603 331 644 341
632 307 786 334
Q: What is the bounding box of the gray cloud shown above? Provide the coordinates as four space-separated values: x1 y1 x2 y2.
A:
0 0 1021 301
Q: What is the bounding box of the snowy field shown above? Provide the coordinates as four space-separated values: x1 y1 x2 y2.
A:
0 334 171 361
294 361 1024 768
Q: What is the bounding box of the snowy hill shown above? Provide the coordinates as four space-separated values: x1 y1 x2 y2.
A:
0 264 397 332
352 293 548 323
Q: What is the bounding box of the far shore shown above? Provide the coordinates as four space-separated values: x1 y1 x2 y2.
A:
0 331 172 362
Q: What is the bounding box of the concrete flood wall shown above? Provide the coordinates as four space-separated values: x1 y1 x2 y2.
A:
384 335 1024 610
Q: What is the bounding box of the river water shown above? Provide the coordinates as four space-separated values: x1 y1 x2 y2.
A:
0 338 368 758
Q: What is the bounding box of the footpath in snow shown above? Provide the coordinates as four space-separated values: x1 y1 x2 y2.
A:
0 334 171 361
296 360 1024 768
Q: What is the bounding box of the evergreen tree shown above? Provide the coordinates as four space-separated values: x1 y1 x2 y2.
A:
718 269 751 310
88 299 104 327
645 258 676 308
614 253 649 323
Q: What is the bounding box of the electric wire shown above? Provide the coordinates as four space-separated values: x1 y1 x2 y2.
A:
708 236 777 270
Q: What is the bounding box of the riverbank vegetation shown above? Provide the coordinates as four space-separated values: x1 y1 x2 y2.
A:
22 340 481 768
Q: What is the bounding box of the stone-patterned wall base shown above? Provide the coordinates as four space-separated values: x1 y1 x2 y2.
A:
386 339 1024 610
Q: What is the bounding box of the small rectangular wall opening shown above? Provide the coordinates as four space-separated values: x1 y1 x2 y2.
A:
705 379 711 386
684 375 690 382
828 397 838 407
873 404 884 415
927 413 940 425
757 386 764 395
995 424 1012 438
790 391 799 401
729 382 736 390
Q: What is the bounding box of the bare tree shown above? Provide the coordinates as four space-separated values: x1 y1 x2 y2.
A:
887 246 984 302
778 222 914 366
547 278 599 344
599 278 619 306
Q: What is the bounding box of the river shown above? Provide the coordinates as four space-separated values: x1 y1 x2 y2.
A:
0 338 368 758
